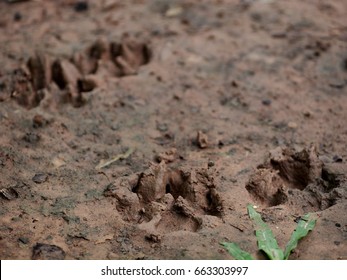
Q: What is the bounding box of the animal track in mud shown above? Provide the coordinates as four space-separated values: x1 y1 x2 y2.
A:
104 161 224 235
0 38 151 109
246 146 347 211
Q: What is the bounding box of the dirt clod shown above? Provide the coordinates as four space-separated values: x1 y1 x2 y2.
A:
156 148 177 163
32 114 48 128
206 188 224 216
173 196 196 218
135 161 168 203
104 176 140 221
196 131 209 149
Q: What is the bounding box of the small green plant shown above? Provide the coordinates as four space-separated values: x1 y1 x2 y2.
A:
221 204 318 260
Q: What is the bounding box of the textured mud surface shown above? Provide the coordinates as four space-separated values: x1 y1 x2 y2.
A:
0 0 346 260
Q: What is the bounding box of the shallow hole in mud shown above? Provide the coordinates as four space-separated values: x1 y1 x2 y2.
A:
205 189 224 216
269 189 288 207
270 159 309 191
165 183 171 194
89 41 106 60
321 167 340 191
156 212 200 233
167 170 195 201
131 175 141 194
269 147 322 191
245 183 288 207
141 44 152 65
51 61 67 90
245 168 289 207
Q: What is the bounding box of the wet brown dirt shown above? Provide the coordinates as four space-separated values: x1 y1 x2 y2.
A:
0 0 346 260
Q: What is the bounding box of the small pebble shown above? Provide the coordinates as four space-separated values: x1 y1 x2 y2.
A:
196 130 208 149
303 111 312 118
13 12 22 21
287 122 298 129
32 173 48 184
262 99 272 106
165 6 183 18
156 123 168 132
33 114 47 128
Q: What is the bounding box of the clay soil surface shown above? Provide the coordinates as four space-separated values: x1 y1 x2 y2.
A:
0 0 346 260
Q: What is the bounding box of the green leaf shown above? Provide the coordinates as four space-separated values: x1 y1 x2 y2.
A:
284 213 318 259
247 204 284 260
221 242 254 260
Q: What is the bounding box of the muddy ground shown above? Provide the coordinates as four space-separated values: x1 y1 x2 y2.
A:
0 0 346 260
